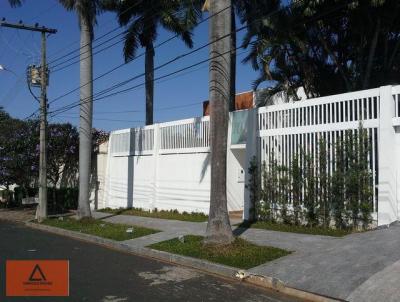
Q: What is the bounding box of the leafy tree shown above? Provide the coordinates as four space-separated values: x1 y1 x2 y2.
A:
0 110 39 191
7 0 23 7
103 0 202 125
46 124 79 211
242 0 400 102
47 124 79 189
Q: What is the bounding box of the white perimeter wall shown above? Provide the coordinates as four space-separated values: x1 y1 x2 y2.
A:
98 116 245 214
102 151 244 214
96 85 400 226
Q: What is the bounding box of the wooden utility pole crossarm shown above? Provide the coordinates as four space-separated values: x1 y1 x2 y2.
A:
1 19 57 222
0 19 57 34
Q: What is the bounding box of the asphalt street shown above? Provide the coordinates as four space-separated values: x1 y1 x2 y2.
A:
0 220 302 302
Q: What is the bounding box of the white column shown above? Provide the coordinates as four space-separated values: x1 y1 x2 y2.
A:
243 108 258 221
103 136 113 209
378 85 397 225
151 124 160 211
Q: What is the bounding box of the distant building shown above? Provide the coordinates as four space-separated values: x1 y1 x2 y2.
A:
202 88 308 116
202 91 254 116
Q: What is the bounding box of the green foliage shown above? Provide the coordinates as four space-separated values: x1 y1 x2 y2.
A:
291 154 302 225
239 221 353 237
149 235 290 269
331 139 346 228
48 187 79 213
0 109 106 211
47 124 79 188
245 156 259 221
249 126 374 231
304 152 317 226
103 0 203 61
277 165 291 224
318 138 330 227
9 187 78 213
0 110 39 189
259 157 278 222
242 0 400 101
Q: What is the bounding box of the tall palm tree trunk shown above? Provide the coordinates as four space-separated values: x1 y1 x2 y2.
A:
204 0 234 245
78 15 93 218
230 6 236 112
145 43 155 125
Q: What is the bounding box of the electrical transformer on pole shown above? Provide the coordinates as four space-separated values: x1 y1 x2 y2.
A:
1 19 56 222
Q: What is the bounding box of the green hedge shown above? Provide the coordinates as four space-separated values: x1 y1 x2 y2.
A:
9 187 78 213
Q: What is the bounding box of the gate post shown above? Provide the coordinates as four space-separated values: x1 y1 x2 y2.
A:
378 85 397 225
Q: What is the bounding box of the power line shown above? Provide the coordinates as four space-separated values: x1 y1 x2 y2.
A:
48 0 315 116
50 31 126 70
56 116 144 123
47 0 183 67
49 1 347 119
48 2 288 118
35 0 347 121
31 1 59 22
22 3 226 121
46 0 145 65
46 5 231 107
0 27 33 58
60 101 205 115
50 21 247 115
49 42 253 118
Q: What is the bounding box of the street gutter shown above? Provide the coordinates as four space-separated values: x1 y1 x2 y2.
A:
25 221 343 302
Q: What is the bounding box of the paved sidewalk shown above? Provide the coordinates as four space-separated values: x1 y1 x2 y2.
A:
92 211 400 302
93 211 337 253
249 224 400 301
1 208 398 301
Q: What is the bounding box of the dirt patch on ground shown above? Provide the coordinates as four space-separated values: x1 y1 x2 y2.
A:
0 208 36 222
138 265 203 286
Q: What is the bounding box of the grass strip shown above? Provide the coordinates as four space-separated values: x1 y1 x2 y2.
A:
149 235 290 269
239 221 353 237
42 217 159 241
100 207 208 222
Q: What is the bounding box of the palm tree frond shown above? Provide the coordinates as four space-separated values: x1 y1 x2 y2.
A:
7 0 23 7
123 19 142 62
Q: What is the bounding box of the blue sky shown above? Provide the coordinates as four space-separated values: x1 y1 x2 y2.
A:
0 0 260 132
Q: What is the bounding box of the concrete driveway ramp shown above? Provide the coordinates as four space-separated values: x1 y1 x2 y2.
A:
347 259 400 302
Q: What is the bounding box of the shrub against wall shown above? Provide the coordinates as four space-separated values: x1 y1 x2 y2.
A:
248 126 374 230
8 187 78 213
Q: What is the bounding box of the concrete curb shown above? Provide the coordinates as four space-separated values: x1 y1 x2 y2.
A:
25 221 342 302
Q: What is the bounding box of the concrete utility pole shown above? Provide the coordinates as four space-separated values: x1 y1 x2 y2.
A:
0 20 57 222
